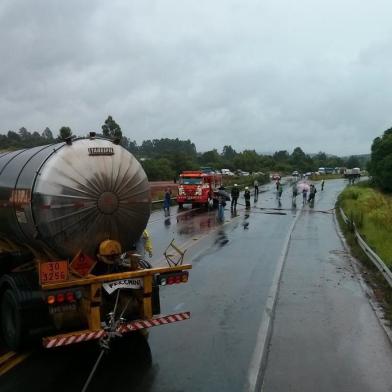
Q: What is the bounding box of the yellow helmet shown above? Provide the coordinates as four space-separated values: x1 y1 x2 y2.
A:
99 240 122 256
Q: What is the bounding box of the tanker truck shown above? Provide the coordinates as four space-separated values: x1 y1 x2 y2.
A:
0 136 191 351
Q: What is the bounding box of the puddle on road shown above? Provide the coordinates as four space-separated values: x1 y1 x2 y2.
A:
175 208 219 237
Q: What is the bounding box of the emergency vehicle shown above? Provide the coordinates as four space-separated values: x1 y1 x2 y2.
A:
176 169 223 208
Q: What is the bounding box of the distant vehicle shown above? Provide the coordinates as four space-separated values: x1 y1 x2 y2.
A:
177 170 222 208
305 172 312 177
344 168 361 179
235 170 250 176
319 167 334 174
292 171 299 177
221 169 235 176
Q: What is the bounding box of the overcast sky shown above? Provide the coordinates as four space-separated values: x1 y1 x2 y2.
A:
1 0 392 155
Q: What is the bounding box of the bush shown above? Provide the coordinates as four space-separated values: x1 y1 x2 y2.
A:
369 128 392 192
141 158 175 181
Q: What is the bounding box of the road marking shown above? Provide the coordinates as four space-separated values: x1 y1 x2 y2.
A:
0 351 30 376
244 208 302 392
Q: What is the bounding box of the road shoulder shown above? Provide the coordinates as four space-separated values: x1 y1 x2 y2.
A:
262 208 392 392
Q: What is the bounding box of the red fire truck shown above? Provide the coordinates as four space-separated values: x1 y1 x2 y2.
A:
176 168 222 208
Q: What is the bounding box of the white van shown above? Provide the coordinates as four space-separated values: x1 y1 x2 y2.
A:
221 169 234 176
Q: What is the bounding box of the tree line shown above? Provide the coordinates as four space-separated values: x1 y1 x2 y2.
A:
0 115 368 181
369 127 392 192
0 116 121 150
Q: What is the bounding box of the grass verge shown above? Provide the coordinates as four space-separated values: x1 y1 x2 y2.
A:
336 190 392 325
338 182 392 267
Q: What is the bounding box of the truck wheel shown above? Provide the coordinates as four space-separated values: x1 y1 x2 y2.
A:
1 289 23 351
178 203 183 209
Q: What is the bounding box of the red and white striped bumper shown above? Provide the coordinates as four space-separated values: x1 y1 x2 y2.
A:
42 311 190 349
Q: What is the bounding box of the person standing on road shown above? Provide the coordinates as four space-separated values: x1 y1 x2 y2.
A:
163 188 172 216
218 194 226 221
254 179 259 196
308 184 317 203
321 179 325 191
302 188 308 204
292 184 298 199
231 183 240 209
217 186 227 222
244 186 251 209
278 183 283 200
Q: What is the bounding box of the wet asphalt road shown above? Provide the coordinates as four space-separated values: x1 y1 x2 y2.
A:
263 180 392 392
2 179 389 392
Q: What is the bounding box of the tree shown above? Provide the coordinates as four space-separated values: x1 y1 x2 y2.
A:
142 158 175 181
19 127 31 141
273 150 290 162
42 127 54 140
369 128 392 192
222 145 237 160
102 116 122 139
345 155 360 169
58 126 72 140
314 151 327 163
199 149 222 168
233 150 261 172
290 147 310 172
7 130 21 145
140 140 154 156
127 140 138 155
170 152 198 174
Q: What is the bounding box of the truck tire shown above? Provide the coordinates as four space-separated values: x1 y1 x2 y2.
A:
178 203 183 209
0 272 51 351
1 289 23 351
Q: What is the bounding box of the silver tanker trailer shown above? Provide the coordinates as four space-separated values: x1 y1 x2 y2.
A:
0 136 191 351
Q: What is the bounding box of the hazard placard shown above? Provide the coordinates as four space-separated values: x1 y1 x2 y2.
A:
70 251 96 277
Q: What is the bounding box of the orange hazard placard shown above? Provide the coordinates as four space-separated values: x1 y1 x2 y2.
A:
39 260 69 285
70 252 96 277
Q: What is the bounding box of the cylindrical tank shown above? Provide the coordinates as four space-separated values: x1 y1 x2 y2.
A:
0 138 151 259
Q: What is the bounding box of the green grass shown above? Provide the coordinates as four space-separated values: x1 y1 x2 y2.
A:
339 183 392 267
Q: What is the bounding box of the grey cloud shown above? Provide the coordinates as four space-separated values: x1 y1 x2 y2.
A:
1 0 392 155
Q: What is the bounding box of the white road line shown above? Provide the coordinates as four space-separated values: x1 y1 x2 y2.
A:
244 208 302 392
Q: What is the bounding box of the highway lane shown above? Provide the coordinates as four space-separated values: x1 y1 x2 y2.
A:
263 179 392 391
0 180 300 392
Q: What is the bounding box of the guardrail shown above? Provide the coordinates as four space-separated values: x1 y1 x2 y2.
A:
152 197 176 205
339 207 392 288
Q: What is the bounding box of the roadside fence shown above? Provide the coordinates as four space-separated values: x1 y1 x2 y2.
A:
339 207 392 288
